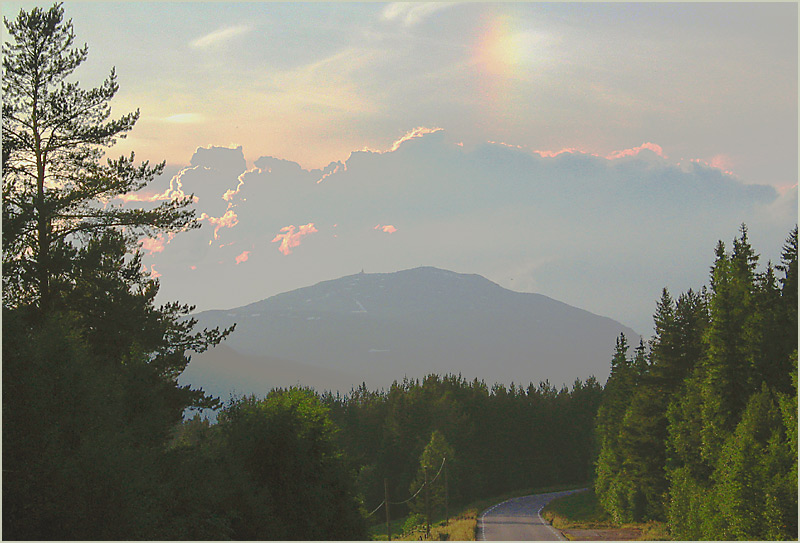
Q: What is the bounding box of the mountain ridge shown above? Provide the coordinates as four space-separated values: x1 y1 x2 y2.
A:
181 266 640 398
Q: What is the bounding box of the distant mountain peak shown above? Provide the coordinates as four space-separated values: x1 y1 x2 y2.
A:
186 266 639 399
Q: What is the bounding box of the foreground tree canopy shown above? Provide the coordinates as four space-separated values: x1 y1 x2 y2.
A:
2 5 362 539
594 225 798 540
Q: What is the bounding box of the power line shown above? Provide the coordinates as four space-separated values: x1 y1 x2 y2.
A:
366 457 449 540
365 500 386 518
384 457 447 506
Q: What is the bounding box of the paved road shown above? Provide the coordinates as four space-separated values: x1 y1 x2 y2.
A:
478 488 588 541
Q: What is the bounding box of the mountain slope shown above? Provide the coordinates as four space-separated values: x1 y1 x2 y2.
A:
182 267 639 398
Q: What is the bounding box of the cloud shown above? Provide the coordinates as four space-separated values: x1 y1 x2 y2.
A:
147 264 161 279
141 237 165 255
390 127 444 152
316 161 346 184
199 209 239 241
191 145 247 176
144 131 791 335
606 142 666 160
271 223 319 255
116 166 198 204
140 233 176 255
381 3 457 26
235 250 251 265
190 25 252 48
685 154 736 177
534 147 586 158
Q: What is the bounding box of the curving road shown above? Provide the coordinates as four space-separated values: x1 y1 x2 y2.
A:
478 488 588 541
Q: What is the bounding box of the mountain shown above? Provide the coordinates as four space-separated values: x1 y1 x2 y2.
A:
180 266 639 399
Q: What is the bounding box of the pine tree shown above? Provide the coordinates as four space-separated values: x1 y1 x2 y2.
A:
2 3 195 312
2 6 233 537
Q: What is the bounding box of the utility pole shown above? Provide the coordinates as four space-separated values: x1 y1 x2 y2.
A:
424 467 430 539
444 458 449 526
385 478 391 541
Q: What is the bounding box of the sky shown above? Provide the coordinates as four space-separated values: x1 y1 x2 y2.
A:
3 2 798 334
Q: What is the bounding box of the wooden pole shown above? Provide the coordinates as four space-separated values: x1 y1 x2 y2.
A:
444 458 449 526
385 478 391 541
425 467 430 539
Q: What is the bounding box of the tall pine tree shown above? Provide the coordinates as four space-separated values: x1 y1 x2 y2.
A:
2 3 195 312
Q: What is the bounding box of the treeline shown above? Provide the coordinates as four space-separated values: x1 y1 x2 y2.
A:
594 225 798 540
4 322 368 539
320 374 603 519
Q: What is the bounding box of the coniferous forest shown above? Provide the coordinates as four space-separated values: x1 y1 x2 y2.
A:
594 225 798 540
2 4 797 541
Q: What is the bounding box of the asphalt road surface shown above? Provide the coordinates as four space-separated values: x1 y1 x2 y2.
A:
478 488 588 541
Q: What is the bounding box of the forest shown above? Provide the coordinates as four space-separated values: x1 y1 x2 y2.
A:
3 4 797 541
2 5 600 539
594 225 798 540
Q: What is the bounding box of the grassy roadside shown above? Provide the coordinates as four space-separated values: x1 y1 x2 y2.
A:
541 489 670 541
369 483 589 541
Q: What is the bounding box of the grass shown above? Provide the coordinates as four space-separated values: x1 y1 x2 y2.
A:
369 482 589 541
540 488 610 529
541 490 671 541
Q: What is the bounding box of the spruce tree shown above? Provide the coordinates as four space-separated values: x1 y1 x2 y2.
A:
594 334 636 520
776 226 798 365
701 227 759 464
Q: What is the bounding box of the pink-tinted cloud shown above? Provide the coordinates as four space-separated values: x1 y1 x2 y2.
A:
316 161 347 184
235 250 251 265
390 127 443 152
139 232 176 255
140 236 166 255
533 143 666 161
706 154 736 176
271 223 319 255
117 167 198 204
534 147 586 158
489 140 527 151
606 142 666 160
199 208 239 240
222 172 247 202
374 224 397 234
688 157 736 177
357 127 444 155
148 264 161 279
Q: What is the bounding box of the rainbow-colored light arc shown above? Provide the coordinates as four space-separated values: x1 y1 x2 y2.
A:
474 15 525 79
